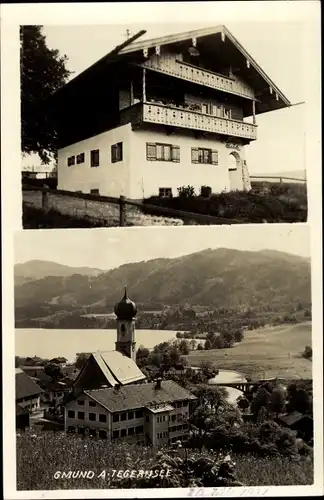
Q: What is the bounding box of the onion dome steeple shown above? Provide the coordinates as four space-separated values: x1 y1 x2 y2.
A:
114 286 137 320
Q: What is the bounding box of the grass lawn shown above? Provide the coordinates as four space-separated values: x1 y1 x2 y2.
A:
185 322 312 379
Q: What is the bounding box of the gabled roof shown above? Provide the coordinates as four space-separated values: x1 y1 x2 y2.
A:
16 368 44 400
74 350 146 388
56 25 290 116
84 380 197 412
278 411 313 426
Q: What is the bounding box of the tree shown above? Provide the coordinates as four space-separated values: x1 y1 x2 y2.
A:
204 339 213 350
287 384 311 414
269 387 286 418
75 353 90 370
136 346 150 368
197 343 204 350
302 345 312 359
44 362 64 380
237 396 250 412
250 386 271 419
20 25 71 163
178 340 190 355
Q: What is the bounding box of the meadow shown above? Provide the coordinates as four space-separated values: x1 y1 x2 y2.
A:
16 430 313 490
185 322 312 379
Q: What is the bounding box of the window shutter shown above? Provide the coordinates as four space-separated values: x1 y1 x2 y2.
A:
111 144 117 163
117 142 123 162
146 142 157 160
191 148 199 163
211 150 219 165
172 146 180 162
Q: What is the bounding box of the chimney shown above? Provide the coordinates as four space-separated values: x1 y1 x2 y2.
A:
114 383 121 391
155 378 162 390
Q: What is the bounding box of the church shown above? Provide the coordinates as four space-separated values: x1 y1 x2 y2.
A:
64 289 196 446
52 25 291 199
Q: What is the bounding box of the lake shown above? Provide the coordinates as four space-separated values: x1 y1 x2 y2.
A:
15 328 181 363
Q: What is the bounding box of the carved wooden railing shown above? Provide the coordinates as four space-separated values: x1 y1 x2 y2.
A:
141 102 257 140
141 55 255 100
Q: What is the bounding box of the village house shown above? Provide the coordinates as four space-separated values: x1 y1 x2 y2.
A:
64 288 197 445
15 368 44 413
52 25 290 199
65 379 196 446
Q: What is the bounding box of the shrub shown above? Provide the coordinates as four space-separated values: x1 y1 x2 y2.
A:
177 185 196 198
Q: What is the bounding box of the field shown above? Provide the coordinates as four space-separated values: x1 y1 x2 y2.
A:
185 322 312 379
16 431 313 490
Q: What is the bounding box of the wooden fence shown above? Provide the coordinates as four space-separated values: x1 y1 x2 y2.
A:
250 175 306 184
22 186 247 226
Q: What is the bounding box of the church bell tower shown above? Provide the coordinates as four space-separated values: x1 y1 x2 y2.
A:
114 287 137 361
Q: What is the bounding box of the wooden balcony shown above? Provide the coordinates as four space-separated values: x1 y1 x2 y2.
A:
132 102 257 141
142 56 255 100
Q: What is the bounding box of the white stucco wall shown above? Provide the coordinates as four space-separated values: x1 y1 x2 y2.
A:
58 124 247 199
128 128 247 199
57 124 132 197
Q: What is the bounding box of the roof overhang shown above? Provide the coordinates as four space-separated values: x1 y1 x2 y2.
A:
53 25 291 116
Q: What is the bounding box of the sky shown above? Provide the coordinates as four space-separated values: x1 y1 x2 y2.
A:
15 224 310 269
23 20 307 176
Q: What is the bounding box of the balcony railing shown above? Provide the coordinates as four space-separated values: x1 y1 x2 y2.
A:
137 102 257 141
142 56 255 100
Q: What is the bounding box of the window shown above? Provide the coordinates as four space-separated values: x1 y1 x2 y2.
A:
89 413 96 422
121 429 127 437
90 189 100 195
128 411 134 420
113 414 119 423
99 430 107 439
67 410 75 419
77 400 84 406
121 412 127 421
146 416 150 423
99 414 107 423
111 142 123 163
89 429 97 437
89 401 96 407
171 414 176 422
135 410 143 419
78 427 85 435
159 188 172 199
67 156 75 167
77 411 85 420
76 153 85 164
182 401 188 408
191 148 218 165
67 426 75 433
113 430 120 439
146 143 180 162
128 427 134 435
135 425 144 434
90 149 100 167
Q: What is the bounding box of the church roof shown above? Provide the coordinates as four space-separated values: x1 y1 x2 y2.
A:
114 287 137 320
74 350 146 388
85 380 196 412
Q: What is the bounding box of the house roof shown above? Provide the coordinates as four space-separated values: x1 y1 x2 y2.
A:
84 380 197 412
278 411 313 426
16 368 44 399
74 350 146 388
55 25 290 116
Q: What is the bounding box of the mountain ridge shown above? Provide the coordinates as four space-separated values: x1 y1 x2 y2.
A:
15 249 311 320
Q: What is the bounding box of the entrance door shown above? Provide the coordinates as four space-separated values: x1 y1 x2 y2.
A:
228 152 244 191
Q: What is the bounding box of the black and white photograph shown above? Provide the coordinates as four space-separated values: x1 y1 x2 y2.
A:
1 1 322 499
14 224 314 490
20 19 308 228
